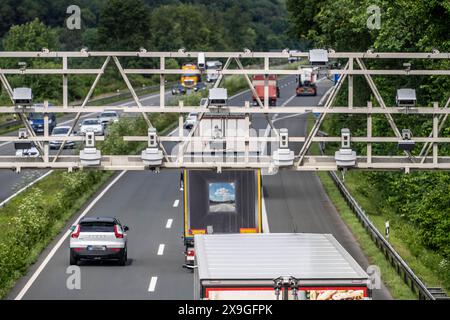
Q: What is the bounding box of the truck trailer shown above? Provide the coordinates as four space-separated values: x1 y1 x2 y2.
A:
182 169 262 270
296 67 318 96
194 233 371 300
251 75 280 106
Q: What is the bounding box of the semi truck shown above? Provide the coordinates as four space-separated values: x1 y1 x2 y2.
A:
172 63 206 95
251 75 280 106
181 63 201 89
182 169 263 270
206 60 223 83
194 233 372 300
296 67 318 96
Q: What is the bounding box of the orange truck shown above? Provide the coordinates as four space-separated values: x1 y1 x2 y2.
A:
251 75 280 106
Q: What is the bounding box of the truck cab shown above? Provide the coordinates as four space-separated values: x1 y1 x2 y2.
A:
181 63 201 90
296 67 318 96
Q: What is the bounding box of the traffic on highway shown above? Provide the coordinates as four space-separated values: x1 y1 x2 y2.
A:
0 1 448 318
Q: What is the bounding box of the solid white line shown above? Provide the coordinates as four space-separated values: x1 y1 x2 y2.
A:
0 170 54 208
165 219 173 229
318 86 334 106
14 170 127 300
157 244 165 256
261 193 270 233
260 93 297 156
173 199 179 207
148 276 158 292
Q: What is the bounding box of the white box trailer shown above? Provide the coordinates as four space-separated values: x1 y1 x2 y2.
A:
194 233 371 300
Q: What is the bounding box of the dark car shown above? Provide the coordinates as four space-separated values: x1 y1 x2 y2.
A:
28 103 56 135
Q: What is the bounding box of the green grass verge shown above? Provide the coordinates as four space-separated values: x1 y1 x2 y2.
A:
317 171 417 299
0 112 177 299
0 170 113 299
306 114 416 299
341 171 449 294
314 113 450 295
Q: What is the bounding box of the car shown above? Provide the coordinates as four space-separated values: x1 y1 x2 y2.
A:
49 126 75 149
194 82 207 92
184 112 198 130
15 143 39 157
78 118 104 136
98 111 119 126
172 84 186 95
69 216 129 266
28 103 56 135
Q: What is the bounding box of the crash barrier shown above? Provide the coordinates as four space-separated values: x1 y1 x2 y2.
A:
318 142 438 300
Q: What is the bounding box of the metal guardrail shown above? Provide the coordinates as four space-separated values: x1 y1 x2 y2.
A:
0 119 20 130
317 142 436 300
0 83 175 131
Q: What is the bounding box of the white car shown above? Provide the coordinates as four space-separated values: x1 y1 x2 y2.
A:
184 112 198 129
15 144 39 157
98 111 119 126
49 126 75 149
79 118 104 136
70 216 129 266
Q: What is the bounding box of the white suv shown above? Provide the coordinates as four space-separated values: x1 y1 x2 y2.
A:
69 217 129 266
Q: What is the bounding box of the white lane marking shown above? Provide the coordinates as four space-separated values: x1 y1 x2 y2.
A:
318 86 334 106
0 170 53 208
0 112 98 151
261 193 270 233
1 91 166 204
260 93 297 156
0 91 168 150
148 276 158 292
316 76 328 83
165 219 173 229
14 170 127 300
157 244 165 256
173 199 179 207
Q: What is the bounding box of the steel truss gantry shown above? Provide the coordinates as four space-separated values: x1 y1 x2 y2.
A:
0 50 449 172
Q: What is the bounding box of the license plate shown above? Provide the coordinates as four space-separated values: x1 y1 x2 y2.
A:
87 245 106 251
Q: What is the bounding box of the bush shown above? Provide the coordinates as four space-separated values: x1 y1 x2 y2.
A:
0 170 108 298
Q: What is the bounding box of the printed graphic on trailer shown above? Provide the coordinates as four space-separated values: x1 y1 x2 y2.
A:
208 182 236 213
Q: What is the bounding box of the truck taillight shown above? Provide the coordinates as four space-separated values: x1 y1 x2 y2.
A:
114 225 124 239
71 225 80 238
187 248 195 257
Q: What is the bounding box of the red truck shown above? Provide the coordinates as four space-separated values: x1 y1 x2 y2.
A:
252 75 280 106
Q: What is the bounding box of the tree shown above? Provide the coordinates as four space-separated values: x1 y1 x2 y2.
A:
1 19 61 103
97 0 151 50
2 18 58 51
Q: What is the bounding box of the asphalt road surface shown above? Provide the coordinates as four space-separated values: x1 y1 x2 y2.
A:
0 91 171 205
8 76 392 300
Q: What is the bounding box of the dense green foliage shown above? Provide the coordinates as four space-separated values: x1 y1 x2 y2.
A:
0 0 300 104
0 0 299 51
0 170 111 298
287 0 450 259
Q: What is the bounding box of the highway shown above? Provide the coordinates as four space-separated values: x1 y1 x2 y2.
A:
7 76 392 300
0 91 171 206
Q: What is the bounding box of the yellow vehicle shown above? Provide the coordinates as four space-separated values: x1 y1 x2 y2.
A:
181 63 201 89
